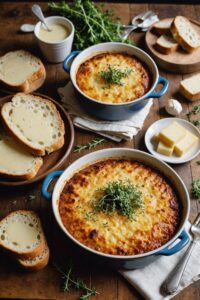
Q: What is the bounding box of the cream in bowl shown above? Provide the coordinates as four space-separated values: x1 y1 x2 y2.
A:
38 23 70 43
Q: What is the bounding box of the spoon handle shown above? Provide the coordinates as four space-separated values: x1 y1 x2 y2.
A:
32 4 51 31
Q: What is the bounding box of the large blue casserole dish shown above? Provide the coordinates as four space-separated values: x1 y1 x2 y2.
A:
63 42 169 121
42 148 190 270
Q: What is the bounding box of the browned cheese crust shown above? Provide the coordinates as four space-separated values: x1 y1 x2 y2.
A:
76 53 150 103
59 159 181 256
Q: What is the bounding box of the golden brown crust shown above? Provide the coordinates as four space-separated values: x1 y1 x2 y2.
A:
59 159 181 256
76 52 150 103
155 41 178 54
179 83 200 101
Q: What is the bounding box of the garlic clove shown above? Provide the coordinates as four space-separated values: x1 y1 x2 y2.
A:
165 99 182 116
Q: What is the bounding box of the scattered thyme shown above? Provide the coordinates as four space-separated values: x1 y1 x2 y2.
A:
187 105 200 126
192 179 200 199
74 138 105 153
197 161 200 165
100 66 132 86
54 263 98 300
27 195 36 202
94 181 144 220
194 119 200 126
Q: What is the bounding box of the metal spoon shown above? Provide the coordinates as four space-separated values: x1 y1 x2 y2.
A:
32 4 51 31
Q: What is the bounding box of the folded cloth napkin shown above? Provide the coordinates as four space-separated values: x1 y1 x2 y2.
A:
120 222 200 300
58 82 153 142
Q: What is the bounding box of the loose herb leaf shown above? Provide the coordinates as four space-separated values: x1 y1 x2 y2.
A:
94 181 144 219
100 66 132 86
187 105 200 125
54 263 98 300
49 0 133 50
74 138 105 153
197 161 200 165
192 179 200 199
194 119 200 126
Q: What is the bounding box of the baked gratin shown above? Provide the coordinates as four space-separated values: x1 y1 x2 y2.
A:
76 53 150 103
59 159 181 256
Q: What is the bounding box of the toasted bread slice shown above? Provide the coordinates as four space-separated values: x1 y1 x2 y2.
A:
1 93 65 156
155 35 179 54
17 243 50 271
179 73 200 101
0 129 42 180
170 16 200 53
0 210 46 259
153 19 173 35
0 50 46 93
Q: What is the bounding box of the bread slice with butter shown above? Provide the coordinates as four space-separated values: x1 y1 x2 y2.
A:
0 130 43 180
155 35 178 54
17 243 50 271
1 93 65 156
179 73 200 101
0 50 46 93
0 210 47 259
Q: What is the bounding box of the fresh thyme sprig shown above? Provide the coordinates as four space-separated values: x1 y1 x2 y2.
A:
192 179 200 199
54 263 98 300
100 66 132 86
74 138 105 153
197 161 200 165
187 105 200 126
94 181 144 220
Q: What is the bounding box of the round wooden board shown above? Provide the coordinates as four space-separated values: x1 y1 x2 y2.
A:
145 18 200 74
0 94 74 186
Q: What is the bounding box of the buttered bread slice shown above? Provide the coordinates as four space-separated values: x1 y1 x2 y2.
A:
0 131 43 180
0 210 46 259
1 93 65 156
0 50 46 92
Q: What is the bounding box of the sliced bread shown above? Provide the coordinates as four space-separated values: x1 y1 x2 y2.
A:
179 73 200 101
1 93 65 156
0 130 43 180
17 243 50 271
170 16 200 53
155 34 179 54
153 19 173 35
0 210 46 259
0 50 46 93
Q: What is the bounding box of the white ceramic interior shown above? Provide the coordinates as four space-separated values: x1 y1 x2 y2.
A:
34 16 74 63
70 42 159 106
51 148 190 259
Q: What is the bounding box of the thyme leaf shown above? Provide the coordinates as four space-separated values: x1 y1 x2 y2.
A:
74 138 105 153
192 179 200 199
196 161 200 165
100 66 132 86
94 181 144 220
187 105 200 126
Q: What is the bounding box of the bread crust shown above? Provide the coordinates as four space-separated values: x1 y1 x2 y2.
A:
1 94 65 156
0 51 46 93
155 40 178 54
179 83 200 101
0 210 47 259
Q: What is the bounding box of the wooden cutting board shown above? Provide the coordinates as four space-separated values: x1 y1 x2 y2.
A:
145 18 200 74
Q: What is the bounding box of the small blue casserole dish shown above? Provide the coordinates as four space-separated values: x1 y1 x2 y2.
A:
63 42 169 121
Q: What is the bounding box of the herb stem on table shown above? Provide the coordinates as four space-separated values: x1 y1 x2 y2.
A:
74 138 105 153
192 179 200 199
187 105 200 125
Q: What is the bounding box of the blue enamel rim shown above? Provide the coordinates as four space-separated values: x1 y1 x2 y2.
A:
42 169 190 257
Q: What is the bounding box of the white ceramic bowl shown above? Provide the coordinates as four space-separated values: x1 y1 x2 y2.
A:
34 16 74 63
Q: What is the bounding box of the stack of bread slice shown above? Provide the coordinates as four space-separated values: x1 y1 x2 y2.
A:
154 16 200 54
0 210 50 271
0 93 65 181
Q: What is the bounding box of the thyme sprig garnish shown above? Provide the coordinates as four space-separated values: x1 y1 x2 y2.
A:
54 263 98 300
74 138 105 153
192 179 200 199
187 105 200 126
100 66 132 86
197 161 200 165
94 181 144 220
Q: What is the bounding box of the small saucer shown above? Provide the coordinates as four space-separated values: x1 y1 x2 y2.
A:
145 117 200 164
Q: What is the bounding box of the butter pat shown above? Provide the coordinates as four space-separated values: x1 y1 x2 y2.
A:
152 133 160 143
159 122 186 147
174 131 199 156
157 141 174 156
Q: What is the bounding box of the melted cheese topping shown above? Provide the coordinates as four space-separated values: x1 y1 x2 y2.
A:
59 159 180 256
76 53 150 103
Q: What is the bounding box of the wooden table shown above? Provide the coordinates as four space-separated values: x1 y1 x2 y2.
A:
0 2 200 300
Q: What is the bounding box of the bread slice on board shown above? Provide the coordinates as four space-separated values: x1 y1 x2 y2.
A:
179 73 200 101
17 243 50 271
155 35 179 54
153 19 173 35
1 93 65 156
0 50 46 93
0 210 46 259
0 129 43 180
170 16 200 53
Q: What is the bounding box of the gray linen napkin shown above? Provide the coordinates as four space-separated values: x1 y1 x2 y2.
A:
58 82 153 142
120 222 200 300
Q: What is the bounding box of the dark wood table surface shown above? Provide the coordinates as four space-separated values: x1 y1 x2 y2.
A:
0 2 200 300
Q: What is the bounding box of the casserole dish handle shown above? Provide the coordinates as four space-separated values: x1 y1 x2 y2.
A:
42 170 63 201
63 51 81 73
148 76 169 98
157 229 190 256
